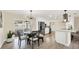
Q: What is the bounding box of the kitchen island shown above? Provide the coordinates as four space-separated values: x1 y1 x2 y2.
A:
52 29 75 46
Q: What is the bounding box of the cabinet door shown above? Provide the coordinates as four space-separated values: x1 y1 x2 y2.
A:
55 31 71 46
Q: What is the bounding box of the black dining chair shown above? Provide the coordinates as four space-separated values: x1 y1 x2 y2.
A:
17 30 27 48
27 32 39 49
37 31 44 43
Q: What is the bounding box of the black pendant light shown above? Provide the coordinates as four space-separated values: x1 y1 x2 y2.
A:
63 10 68 22
30 10 33 19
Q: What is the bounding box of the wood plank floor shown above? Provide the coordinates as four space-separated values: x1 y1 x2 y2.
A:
1 32 79 49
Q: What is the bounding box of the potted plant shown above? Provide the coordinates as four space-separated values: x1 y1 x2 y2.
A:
6 31 14 42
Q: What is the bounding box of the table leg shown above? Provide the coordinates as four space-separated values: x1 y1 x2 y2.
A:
32 38 34 49
38 39 40 46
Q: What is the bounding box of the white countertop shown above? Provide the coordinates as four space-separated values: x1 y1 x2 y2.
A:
52 29 76 32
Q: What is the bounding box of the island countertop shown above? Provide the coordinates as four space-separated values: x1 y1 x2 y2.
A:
52 29 76 32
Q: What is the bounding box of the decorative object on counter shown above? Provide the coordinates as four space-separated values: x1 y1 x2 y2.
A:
67 25 72 30
6 31 14 42
63 10 68 22
68 25 72 30
66 21 73 30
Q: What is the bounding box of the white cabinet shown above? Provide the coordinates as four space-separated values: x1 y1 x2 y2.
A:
55 31 71 46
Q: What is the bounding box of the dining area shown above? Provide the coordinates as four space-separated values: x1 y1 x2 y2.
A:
15 30 44 49
14 20 44 49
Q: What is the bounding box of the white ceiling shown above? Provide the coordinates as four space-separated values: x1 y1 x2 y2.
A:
3 10 79 20
5 10 79 18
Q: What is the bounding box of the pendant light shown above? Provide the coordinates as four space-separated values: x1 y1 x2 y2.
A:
30 10 33 19
63 10 68 22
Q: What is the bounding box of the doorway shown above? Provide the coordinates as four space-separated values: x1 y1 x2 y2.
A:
38 22 46 34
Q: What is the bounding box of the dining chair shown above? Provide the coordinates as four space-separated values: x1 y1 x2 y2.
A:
27 32 39 49
17 30 27 48
36 31 44 43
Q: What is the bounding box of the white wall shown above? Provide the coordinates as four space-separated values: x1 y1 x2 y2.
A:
0 11 26 48
0 11 4 48
74 16 79 31
0 28 4 48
